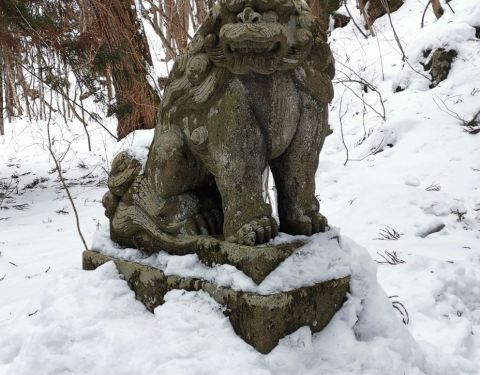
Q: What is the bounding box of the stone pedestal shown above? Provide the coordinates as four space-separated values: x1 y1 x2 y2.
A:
83 244 350 354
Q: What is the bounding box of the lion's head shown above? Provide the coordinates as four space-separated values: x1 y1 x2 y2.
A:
202 0 316 74
159 0 334 127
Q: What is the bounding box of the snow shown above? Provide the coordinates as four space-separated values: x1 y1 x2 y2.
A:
414 218 445 238
1 252 470 375
114 128 155 170
93 226 355 294
1 0 480 373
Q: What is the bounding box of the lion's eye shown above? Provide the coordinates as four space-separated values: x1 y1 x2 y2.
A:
225 0 245 13
272 0 296 16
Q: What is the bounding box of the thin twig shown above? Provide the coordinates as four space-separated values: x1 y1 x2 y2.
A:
373 26 385 80
338 93 350 166
46 92 89 251
421 0 432 28
376 226 402 240
389 296 410 324
425 182 441 191
380 0 407 61
338 80 386 121
433 96 480 134
17 61 118 140
445 1 454 13
376 250 405 265
343 0 368 39
263 168 272 207
334 74 387 121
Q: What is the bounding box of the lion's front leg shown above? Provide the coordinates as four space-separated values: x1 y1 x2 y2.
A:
217 170 278 246
200 80 278 245
270 95 329 236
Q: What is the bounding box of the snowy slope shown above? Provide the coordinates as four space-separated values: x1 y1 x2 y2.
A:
1 0 479 373
321 0 480 368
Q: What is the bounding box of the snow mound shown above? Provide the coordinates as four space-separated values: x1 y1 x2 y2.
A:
394 0 479 91
92 227 355 293
1 235 470 375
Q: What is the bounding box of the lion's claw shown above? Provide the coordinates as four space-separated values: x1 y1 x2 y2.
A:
185 209 224 236
227 216 278 246
281 211 328 236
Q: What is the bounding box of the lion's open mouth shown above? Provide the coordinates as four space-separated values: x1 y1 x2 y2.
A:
226 41 282 55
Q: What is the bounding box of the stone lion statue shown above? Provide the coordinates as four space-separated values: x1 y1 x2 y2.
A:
102 0 335 254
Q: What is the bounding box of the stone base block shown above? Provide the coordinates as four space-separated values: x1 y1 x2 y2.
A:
196 237 306 284
83 249 350 353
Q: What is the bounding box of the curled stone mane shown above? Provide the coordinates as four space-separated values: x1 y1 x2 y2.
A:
159 0 334 130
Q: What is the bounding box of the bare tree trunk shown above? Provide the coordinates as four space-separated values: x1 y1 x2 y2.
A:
358 0 375 35
360 0 404 26
315 0 342 30
82 0 159 139
16 59 34 121
0 46 4 135
37 48 46 120
194 0 207 25
3 49 22 118
5 77 14 122
431 0 444 19
8 62 21 117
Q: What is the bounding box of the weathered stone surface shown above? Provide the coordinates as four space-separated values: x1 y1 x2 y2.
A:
360 0 404 26
93 236 305 284
101 0 335 253
196 238 306 284
83 250 350 353
424 48 457 88
319 0 342 14
332 13 351 29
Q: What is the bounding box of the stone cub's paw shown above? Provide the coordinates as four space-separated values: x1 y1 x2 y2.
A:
281 212 328 236
227 216 279 246
184 209 223 236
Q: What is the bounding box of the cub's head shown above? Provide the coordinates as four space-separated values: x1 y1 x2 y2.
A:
201 0 317 74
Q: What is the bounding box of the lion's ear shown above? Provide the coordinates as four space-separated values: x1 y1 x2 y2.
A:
308 17 335 77
310 39 335 80
293 58 334 105
292 17 335 104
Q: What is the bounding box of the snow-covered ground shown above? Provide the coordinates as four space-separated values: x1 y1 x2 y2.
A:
1 0 479 373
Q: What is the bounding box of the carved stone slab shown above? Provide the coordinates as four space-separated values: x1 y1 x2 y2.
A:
196 237 306 283
83 249 350 353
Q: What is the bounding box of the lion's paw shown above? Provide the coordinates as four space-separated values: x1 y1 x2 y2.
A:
281 212 328 236
185 209 224 236
226 216 279 246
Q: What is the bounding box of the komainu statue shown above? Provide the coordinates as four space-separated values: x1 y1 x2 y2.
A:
102 0 335 254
